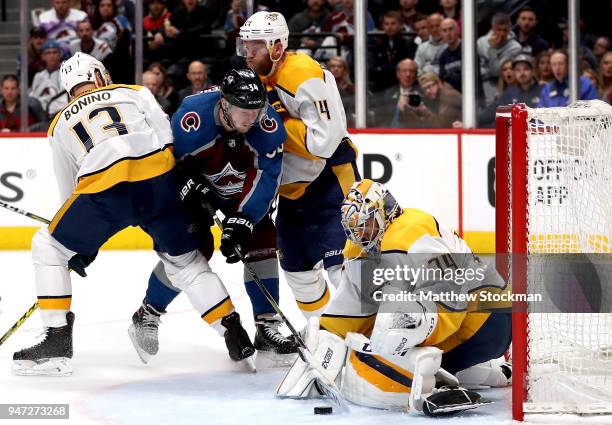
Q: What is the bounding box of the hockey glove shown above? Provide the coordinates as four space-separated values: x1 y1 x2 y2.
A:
220 212 253 263
68 251 98 277
175 155 218 219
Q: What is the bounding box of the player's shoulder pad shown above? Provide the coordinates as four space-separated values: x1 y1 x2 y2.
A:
381 208 442 253
171 90 221 157
48 84 143 136
276 53 325 97
246 105 286 153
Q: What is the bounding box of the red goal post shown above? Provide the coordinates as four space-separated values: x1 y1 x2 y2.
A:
496 102 612 421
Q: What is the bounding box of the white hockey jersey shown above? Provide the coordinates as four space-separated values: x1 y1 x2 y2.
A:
38 8 88 44
69 38 112 62
262 52 356 199
47 84 174 203
30 68 69 116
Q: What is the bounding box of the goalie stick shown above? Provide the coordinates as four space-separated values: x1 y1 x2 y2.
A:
204 202 349 412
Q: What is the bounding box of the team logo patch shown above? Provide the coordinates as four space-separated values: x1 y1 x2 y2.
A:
180 111 200 132
260 116 278 133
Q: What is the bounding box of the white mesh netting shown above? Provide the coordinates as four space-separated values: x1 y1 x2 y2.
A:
522 100 612 414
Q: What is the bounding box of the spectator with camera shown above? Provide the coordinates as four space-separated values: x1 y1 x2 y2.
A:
416 71 462 128
374 58 423 127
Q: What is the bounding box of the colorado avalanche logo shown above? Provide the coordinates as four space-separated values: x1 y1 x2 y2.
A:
260 116 278 133
180 111 200 132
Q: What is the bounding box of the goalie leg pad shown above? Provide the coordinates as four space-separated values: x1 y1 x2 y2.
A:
454 357 511 389
276 318 347 398
342 332 440 411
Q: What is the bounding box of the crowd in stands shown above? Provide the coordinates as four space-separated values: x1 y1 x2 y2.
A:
1 0 612 132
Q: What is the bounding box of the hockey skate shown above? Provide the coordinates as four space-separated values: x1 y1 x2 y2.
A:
128 302 163 364
254 314 299 368
221 311 256 372
12 311 74 376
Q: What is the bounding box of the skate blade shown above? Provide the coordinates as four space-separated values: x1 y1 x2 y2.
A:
12 358 72 376
255 350 298 369
128 325 151 364
235 355 257 373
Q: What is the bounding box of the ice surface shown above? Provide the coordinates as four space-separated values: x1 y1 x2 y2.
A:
0 250 513 424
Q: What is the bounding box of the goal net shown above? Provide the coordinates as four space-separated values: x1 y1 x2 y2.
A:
495 101 612 421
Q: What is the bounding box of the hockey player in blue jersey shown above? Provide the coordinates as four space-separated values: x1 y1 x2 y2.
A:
128 68 298 365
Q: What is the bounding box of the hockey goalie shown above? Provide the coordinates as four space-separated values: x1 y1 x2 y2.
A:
277 179 512 416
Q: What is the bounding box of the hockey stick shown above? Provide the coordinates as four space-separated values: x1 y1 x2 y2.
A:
0 205 49 346
204 203 349 412
0 201 51 225
0 302 39 347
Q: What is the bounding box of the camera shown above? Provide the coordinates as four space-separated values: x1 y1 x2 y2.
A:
408 93 422 107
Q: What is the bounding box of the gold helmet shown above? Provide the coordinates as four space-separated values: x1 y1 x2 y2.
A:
340 179 401 253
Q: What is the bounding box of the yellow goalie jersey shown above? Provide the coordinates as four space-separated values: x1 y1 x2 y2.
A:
262 52 357 200
320 208 510 354
47 84 174 203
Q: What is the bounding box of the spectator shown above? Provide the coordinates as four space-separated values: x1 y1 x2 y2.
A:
559 20 597 70
375 58 422 127
30 40 68 118
417 71 462 127
322 0 375 61
144 0 173 63
288 0 330 50
147 62 178 113
515 7 548 56
0 75 45 132
142 70 172 113
167 0 213 63
370 10 417 91
477 13 521 104
593 36 611 67
411 14 429 45
414 13 447 75
399 0 419 32
439 0 461 27
92 0 131 52
497 58 516 99
582 68 602 97
536 51 553 85
92 0 133 83
479 54 542 127
538 50 597 107
438 18 461 92
115 0 135 30
225 0 248 53
600 51 612 100
38 0 87 45
20 27 47 86
69 20 112 62
328 56 356 126
177 61 213 104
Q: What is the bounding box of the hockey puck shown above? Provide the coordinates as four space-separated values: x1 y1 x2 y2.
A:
314 406 333 415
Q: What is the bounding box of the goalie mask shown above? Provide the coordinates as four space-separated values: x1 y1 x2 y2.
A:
341 179 401 253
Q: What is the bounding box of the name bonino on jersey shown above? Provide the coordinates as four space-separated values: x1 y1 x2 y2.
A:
63 91 111 120
372 290 542 303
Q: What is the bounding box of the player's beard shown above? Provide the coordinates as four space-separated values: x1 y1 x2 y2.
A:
248 55 273 77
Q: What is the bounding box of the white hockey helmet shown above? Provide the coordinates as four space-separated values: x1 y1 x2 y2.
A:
341 179 401 253
60 52 111 96
237 11 289 57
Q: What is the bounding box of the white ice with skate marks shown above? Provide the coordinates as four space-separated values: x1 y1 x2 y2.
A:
0 251 515 424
